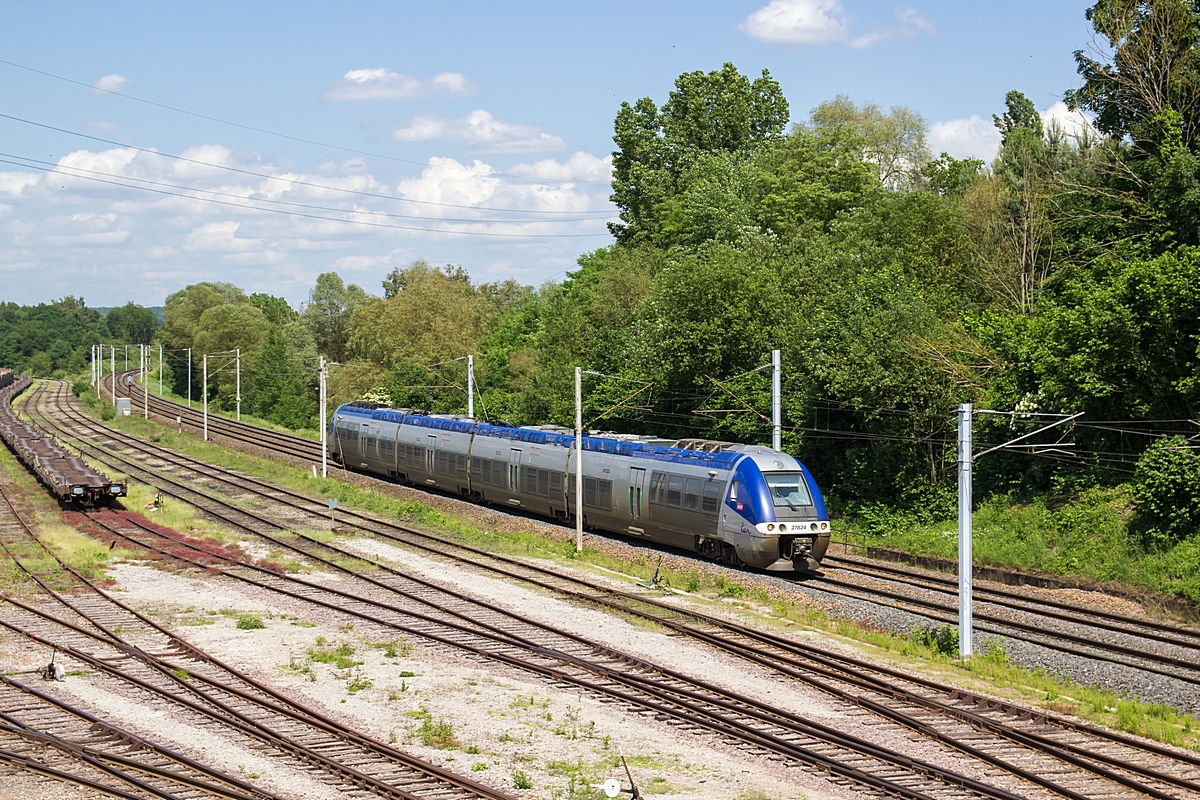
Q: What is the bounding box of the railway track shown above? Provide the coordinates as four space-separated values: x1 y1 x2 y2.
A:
805 557 1200 685
37 378 1200 798
0 476 513 800
105 371 1200 689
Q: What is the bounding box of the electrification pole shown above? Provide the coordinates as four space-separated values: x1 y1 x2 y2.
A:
124 345 128 372
203 354 208 441
771 349 781 451
139 344 143 384
236 348 241 421
110 347 114 406
159 345 163 396
467 354 475 418
575 366 583 554
319 357 327 479
957 403 973 658
97 345 102 391
186 348 192 408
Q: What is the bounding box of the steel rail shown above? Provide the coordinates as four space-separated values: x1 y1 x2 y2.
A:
0 473 512 800
38 381 1198 800
29 382 1054 800
41 379 1200 795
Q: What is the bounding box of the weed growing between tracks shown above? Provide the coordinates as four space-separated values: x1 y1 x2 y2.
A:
57 382 1200 750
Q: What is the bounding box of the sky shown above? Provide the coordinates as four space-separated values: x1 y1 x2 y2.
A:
0 0 1097 308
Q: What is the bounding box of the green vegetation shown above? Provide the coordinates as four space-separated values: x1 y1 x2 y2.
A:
235 615 265 630
512 769 533 790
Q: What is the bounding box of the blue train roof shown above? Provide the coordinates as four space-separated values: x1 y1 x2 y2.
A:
334 403 741 471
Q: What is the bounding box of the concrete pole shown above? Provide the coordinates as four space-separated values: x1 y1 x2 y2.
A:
97 345 103 394
110 347 114 405
140 344 144 385
203 354 208 442
467 354 475 418
187 348 192 408
159 345 163 396
236 348 241 421
320 357 327 479
771 349 781 452
144 364 148 419
958 402 973 659
124 345 128 372
575 366 583 554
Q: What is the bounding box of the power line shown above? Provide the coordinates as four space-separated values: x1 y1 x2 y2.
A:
0 57 611 185
0 156 610 239
0 112 612 215
0 151 613 224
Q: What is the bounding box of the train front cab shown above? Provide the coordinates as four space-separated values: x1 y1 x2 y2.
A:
720 451 830 572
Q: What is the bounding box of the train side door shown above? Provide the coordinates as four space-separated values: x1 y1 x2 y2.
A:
508 449 522 492
627 467 645 522
425 434 437 474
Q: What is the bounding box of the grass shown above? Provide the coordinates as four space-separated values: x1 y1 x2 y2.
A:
236 615 265 630
54 376 1200 747
838 487 1200 603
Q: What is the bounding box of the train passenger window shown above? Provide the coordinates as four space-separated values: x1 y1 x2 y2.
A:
598 479 612 511
649 472 665 504
538 470 550 497
550 471 563 496
584 477 598 508
522 467 537 494
684 478 701 510
666 475 683 507
702 481 721 513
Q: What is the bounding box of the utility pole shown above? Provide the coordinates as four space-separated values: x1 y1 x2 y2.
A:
140 344 144 385
110 347 115 406
467 354 475 418
319 357 327 479
575 366 583 554
186 348 192 408
144 365 148 419
97 345 102 391
202 354 208 441
236 348 241 421
159 345 163 396
957 403 973 658
771 349 781 452
124 344 128 372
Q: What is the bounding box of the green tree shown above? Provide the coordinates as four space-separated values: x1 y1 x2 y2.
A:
811 95 931 190
193 304 268 409
1066 0 1200 148
250 321 318 428
105 302 159 344
303 272 368 362
609 63 789 243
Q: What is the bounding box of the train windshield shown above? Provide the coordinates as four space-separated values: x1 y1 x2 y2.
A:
764 472 812 509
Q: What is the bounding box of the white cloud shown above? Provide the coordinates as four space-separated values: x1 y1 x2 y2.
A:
740 0 847 44
89 74 130 95
392 109 566 154
0 141 613 305
848 6 937 48
929 115 1002 161
323 68 478 101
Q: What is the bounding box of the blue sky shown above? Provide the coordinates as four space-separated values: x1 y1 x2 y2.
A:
0 0 1095 308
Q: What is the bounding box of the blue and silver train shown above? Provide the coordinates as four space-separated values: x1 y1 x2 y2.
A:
329 402 831 571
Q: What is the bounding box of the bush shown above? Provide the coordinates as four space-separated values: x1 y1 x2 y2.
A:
512 769 533 790
236 615 265 630
71 380 89 397
1134 437 1200 546
99 403 116 421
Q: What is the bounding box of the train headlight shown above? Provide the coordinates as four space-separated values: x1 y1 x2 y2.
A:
110 485 122 494
820 522 828 531
766 524 775 532
778 523 787 532
810 522 818 531
71 487 84 495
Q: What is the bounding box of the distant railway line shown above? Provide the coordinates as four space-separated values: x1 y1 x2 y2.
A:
22 377 1200 799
